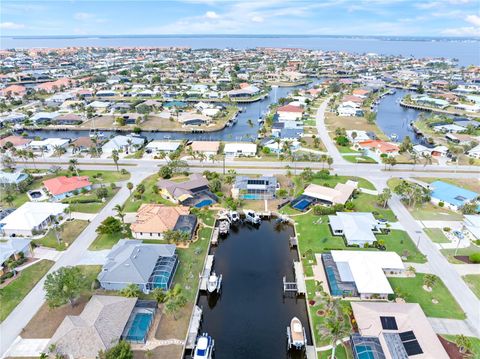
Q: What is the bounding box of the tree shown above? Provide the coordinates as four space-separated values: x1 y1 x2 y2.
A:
127 182 134 194
300 167 314 182
377 188 392 208
394 181 431 207
113 204 126 223
423 274 437 290
382 156 397 170
44 266 87 307
152 287 167 303
98 341 133 359
455 335 472 354
112 149 120 171
96 216 123 235
120 283 141 298
96 187 108 200
68 159 80 177
399 136 413 153
159 165 172 179
164 284 187 320
317 315 349 359
327 157 333 169
209 178 222 193
365 111 376 124
224 169 236 185
460 202 479 215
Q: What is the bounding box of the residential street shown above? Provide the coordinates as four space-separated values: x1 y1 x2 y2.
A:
0 169 156 358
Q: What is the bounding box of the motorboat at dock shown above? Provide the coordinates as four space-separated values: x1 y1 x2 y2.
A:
287 317 306 350
193 333 215 359
243 209 261 225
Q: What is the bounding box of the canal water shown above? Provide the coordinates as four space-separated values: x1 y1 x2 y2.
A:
375 89 428 145
23 82 318 142
196 220 312 359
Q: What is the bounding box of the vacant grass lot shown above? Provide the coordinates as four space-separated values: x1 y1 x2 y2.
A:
388 274 465 319
424 228 450 244
34 220 89 250
463 274 480 299
0 260 54 322
343 155 377 164
377 230 426 263
441 245 480 264
89 232 126 251
123 174 173 212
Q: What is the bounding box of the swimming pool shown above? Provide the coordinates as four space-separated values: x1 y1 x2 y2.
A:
125 312 153 343
195 199 214 208
241 193 262 200
325 266 344 296
292 198 312 211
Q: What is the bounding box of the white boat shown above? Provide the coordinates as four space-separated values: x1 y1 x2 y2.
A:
193 333 214 359
288 317 306 349
89 130 105 138
244 209 261 225
229 211 239 223
218 220 230 235
390 133 398 141
207 272 222 293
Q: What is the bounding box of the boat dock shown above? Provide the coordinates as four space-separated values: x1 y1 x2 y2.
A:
211 228 219 245
283 261 306 295
257 211 271 218
305 346 316 359
186 305 203 349
289 236 298 248
199 255 215 291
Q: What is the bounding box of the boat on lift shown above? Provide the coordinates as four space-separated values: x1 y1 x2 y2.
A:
229 211 240 223
207 272 222 293
244 209 261 225
193 333 215 359
287 317 306 350
218 220 230 235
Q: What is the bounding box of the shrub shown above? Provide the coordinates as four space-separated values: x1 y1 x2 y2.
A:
443 227 451 232
469 253 480 263
438 201 445 207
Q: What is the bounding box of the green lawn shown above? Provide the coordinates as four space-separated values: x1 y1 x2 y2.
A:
89 232 125 251
78 265 102 294
440 245 480 264
343 155 377 164
0 260 54 322
295 214 347 254
306 174 376 191
318 345 350 359
377 230 426 263
352 193 396 221
463 274 480 299
34 220 89 250
388 274 465 319
424 228 450 244
337 145 358 154
123 174 173 212
62 187 119 213
442 335 480 358
408 202 463 221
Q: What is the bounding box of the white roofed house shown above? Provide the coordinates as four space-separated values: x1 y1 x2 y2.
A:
346 130 371 143
0 202 68 237
224 142 257 157
102 135 145 154
321 250 404 299
302 181 357 206
467 144 480 159
28 138 70 153
145 140 181 154
328 212 384 246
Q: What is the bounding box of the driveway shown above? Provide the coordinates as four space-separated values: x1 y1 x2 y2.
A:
70 212 97 221
33 247 62 262
75 250 110 265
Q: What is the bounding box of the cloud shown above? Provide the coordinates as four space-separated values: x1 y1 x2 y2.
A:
205 11 220 19
0 22 25 30
442 26 480 36
251 16 264 23
466 14 480 26
74 12 95 21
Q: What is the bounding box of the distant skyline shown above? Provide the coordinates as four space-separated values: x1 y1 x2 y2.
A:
1 0 479 37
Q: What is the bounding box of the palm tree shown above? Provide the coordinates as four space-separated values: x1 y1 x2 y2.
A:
317 315 350 359
423 274 437 290
69 159 79 177
113 204 126 223
112 149 120 171
127 182 134 194
455 335 472 354
423 153 432 167
273 137 281 158
120 283 141 298
27 150 37 169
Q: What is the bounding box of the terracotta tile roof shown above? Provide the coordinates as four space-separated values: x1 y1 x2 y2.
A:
0 135 31 147
277 104 304 113
131 204 190 234
358 140 399 153
43 176 91 196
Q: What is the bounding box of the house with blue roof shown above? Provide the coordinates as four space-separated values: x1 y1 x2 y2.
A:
430 181 479 212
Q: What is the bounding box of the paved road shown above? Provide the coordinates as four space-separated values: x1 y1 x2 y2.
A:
314 96 346 164
0 169 155 358
371 178 480 337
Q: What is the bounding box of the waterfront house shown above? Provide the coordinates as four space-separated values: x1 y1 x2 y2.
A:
328 212 384 246
98 239 178 292
157 174 215 207
0 112 27 125
31 112 60 125
429 180 479 212
346 130 371 143
350 302 449 359
227 84 260 98
43 175 92 201
190 141 220 157
130 204 197 240
102 135 144 154
302 181 357 206
0 85 26 98
49 295 157 358
145 140 181 154
52 113 83 126
355 140 399 159
322 250 404 299
71 137 96 154
28 138 70 153
231 176 278 200
276 104 304 121
0 136 31 150
224 142 257 157
0 202 68 237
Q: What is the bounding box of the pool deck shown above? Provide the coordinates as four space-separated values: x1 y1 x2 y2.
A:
313 254 330 295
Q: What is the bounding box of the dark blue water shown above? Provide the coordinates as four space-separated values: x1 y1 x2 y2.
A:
196 220 311 359
375 89 426 144
23 82 319 141
2 36 478 66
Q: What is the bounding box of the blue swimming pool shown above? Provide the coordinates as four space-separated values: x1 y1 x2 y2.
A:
325 266 344 296
125 312 153 343
241 193 262 200
195 199 214 208
292 198 312 211
354 345 375 359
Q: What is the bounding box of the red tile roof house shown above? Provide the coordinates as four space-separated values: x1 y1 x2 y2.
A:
43 176 92 201
0 85 26 98
276 104 304 121
355 140 399 160
0 135 31 150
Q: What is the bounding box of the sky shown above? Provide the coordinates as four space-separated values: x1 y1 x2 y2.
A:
0 0 479 37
